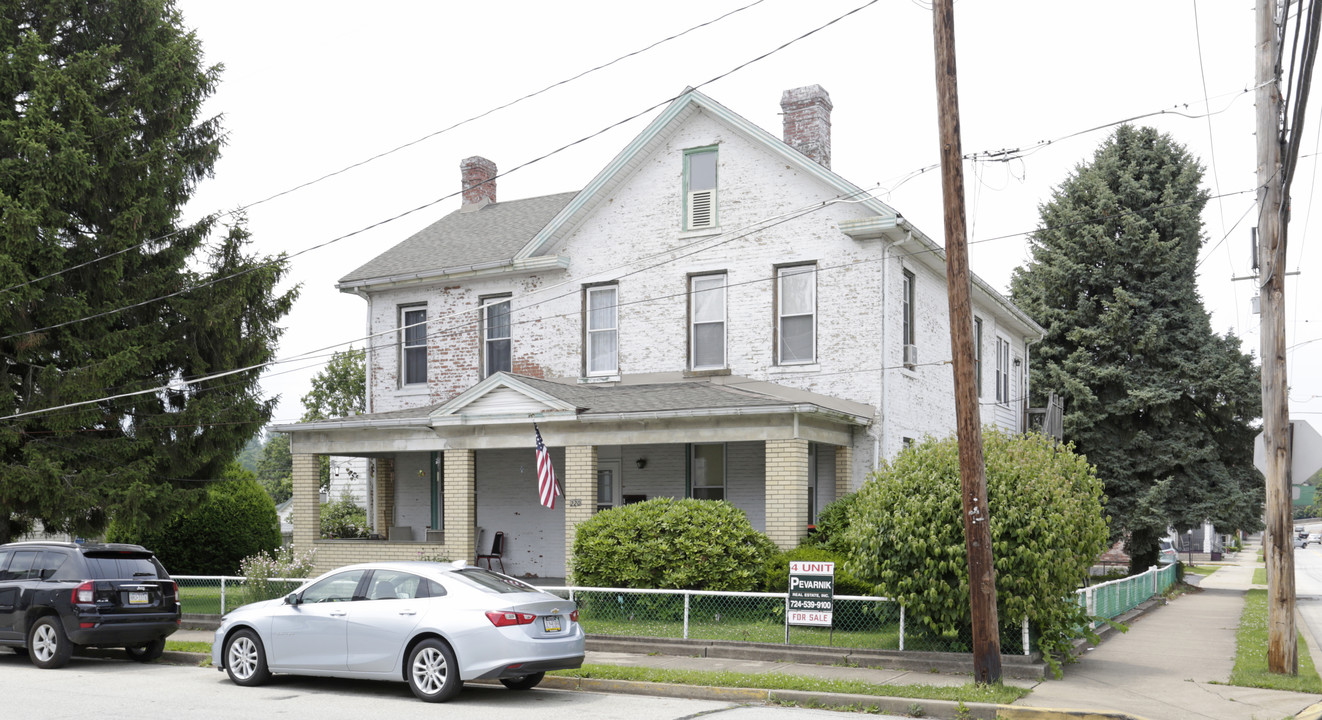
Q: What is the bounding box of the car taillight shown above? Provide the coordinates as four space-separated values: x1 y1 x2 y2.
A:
485 610 536 627
74 581 95 605
570 609 579 622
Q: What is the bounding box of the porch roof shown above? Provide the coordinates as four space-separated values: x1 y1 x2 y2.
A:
276 373 874 454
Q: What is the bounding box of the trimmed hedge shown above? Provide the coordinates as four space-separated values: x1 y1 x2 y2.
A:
571 498 777 590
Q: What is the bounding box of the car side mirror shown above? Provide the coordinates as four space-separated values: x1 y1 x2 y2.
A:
284 592 301 606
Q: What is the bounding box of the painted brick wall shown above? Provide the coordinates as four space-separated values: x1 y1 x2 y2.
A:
475 446 568 579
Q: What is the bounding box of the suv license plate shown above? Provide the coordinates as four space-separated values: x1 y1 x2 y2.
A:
543 615 561 632
128 592 149 605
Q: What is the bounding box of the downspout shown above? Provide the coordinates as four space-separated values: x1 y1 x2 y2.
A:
1022 336 1039 432
876 238 890 469
354 287 376 530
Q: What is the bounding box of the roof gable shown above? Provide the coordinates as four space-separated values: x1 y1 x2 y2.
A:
429 372 580 425
514 88 901 261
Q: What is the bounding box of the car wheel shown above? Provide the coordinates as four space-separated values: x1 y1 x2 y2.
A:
223 629 271 686
499 671 545 690
124 637 166 662
28 616 72 669
407 638 461 702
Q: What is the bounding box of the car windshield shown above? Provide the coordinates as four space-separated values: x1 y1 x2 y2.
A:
83 553 163 579
450 568 539 594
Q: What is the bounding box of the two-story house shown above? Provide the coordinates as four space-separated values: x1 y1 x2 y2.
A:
277 85 1043 579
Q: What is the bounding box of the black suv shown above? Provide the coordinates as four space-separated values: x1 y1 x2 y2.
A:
0 541 180 668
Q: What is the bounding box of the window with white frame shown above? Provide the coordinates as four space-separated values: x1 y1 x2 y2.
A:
684 147 717 230
400 306 427 386
777 264 815 364
902 269 916 347
690 443 725 501
995 337 1010 404
690 273 726 370
973 317 983 396
482 296 511 377
585 285 618 376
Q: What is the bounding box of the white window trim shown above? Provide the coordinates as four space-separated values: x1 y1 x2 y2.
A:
399 305 427 387
481 296 512 378
995 336 1011 405
585 285 619 377
690 273 727 371
901 269 916 347
684 147 718 231
777 264 816 365
973 317 983 397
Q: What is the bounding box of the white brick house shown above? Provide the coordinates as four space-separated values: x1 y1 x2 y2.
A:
277 85 1043 579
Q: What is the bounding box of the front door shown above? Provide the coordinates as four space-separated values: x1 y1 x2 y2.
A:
596 459 622 513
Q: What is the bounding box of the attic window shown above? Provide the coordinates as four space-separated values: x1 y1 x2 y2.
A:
684 147 717 230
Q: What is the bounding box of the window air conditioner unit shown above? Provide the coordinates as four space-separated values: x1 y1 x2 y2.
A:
903 344 918 369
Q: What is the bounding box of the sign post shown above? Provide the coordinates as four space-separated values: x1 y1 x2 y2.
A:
786 561 835 642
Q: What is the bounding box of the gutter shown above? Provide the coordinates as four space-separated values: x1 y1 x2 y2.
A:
336 255 568 294
576 404 872 426
271 417 434 433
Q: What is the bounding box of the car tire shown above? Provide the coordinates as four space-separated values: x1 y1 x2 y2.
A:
28 616 73 669
499 671 545 690
223 629 271 687
124 637 166 662
407 638 461 702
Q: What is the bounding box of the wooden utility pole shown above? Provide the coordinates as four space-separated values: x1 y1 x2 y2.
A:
931 0 1002 684
1257 0 1296 676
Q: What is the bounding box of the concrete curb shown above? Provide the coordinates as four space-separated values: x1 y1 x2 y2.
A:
1297 701 1322 720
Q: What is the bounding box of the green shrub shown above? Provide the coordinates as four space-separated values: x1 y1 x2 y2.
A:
808 492 860 554
107 464 281 575
320 492 368 538
761 545 876 597
843 429 1109 675
571 498 777 590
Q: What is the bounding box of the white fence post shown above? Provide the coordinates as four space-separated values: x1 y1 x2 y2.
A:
683 592 690 640
1022 615 1030 656
899 605 906 651
220 577 227 615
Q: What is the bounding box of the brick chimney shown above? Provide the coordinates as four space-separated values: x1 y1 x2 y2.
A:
460 156 497 207
780 85 832 170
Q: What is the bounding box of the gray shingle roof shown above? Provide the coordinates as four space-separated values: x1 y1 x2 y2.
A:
338 192 578 285
510 375 792 416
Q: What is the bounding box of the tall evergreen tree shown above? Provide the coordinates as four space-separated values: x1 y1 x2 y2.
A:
1010 125 1262 570
0 0 296 542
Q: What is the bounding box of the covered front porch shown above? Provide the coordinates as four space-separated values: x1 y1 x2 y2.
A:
280 373 873 578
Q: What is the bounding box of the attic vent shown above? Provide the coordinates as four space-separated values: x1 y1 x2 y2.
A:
688 188 714 229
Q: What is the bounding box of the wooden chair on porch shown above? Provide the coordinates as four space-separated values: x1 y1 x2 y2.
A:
476 531 505 573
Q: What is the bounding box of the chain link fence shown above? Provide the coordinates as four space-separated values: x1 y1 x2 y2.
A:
174 576 307 616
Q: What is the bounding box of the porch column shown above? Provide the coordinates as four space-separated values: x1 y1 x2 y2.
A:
444 449 476 563
374 458 395 534
765 438 810 550
564 445 596 582
834 442 854 497
292 453 320 548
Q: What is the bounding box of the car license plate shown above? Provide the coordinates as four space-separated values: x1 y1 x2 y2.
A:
543 615 561 632
128 592 149 605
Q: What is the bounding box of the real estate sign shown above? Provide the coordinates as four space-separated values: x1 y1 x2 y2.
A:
787 560 834 627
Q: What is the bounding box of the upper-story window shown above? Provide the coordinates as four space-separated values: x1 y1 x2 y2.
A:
902 269 915 347
400 306 427 386
973 316 984 395
482 296 511 377
684 147 718 230
690 273 726 370
995 337 1010 404
777 264 815 364
585 285 618 376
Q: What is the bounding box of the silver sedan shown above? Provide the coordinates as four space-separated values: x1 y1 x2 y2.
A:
212 561 584 702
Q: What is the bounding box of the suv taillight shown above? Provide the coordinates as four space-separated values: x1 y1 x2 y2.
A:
74 581 95 605
485 610 536 627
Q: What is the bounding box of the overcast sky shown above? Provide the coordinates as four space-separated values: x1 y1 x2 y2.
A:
171 0 1320 434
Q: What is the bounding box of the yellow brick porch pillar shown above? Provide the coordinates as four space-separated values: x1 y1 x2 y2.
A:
834 442 853 498
563 445 596 583
292 453 320 548
444 450 476 563
765 438 810 550
373 458 395 535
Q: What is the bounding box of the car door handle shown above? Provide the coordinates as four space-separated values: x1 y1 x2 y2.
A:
330 611 347 617
398 610 416 616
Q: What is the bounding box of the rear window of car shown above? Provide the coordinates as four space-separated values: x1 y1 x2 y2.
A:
451 568 539 594
83 553 165 579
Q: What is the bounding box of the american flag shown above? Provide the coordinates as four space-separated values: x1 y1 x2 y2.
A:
534 423 561 509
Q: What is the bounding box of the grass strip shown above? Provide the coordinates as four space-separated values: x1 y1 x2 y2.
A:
1228 589 1322 693
549 663 1028 704
166 640 211 654
1182 565 1218 577
1252 567 1267 585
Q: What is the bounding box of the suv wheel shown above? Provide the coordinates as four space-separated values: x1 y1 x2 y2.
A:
125 637 166 662
28 616 73 669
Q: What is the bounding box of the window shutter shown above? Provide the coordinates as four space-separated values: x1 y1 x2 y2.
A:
688 188 714 229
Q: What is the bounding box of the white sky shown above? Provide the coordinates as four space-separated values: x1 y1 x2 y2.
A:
171 0 1320 431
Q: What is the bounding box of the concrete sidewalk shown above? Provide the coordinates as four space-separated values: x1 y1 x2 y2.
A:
171 541 1322 720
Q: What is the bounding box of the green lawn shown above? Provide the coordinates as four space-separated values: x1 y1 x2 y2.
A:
1252 568 1267 585
549 663 1029 704
1183 565 1218 577
1228 589 1322 693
